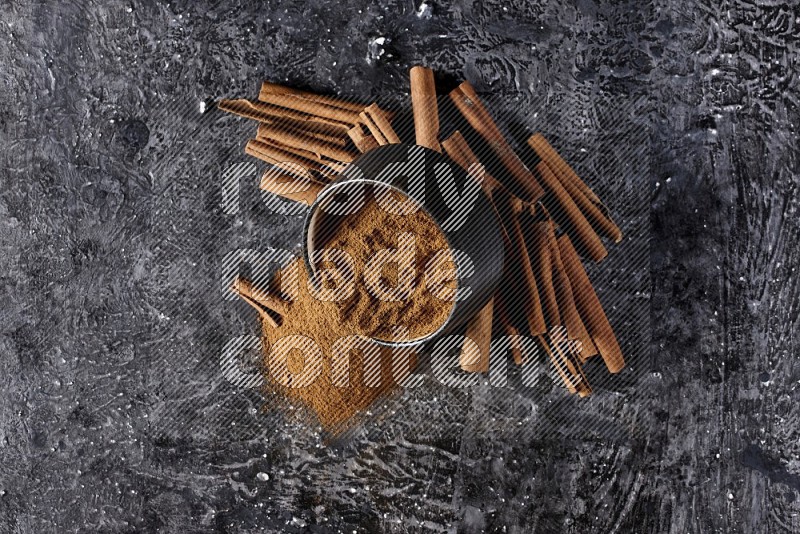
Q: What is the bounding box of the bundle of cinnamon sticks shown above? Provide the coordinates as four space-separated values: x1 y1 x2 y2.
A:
221 67 625 397
219 84 398 198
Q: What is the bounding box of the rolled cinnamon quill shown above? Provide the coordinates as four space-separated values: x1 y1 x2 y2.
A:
259 81 367 113
409 66 441 152
449 81 544 203
537 335 578 395
218 99 350 133
256 123 356 163
347 124 380 153
503 196 546 336
527 134 601 203
360 104 400 145
441 131 514 245
257 91 362 125
528 134 622 243
541 330 592 397
495 293 525 365
441 131 507 198
257 122 347 149
230 276 289 328
460 297 494 373
557 235 625 373
545 224 598 360
245 139 342 181
245 139 313 174
260 167 325 206
533 160 608 263
437 132 496 373
528 221 560 328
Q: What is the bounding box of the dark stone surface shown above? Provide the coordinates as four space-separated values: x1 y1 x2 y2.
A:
0 0 798 532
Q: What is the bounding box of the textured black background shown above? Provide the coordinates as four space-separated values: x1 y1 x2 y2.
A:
1 0 798 532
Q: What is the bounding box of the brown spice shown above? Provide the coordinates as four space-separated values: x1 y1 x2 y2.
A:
259 197 454 431
318 198 454 341
261 258 408 432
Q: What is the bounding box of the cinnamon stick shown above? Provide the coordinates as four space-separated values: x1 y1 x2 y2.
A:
409 66 441 152
537 335 578 394
257 91 362 125
360 104 400 145
557 234 625 373
545 224 598 360
495 293 525 365
256 122 356 163
441 131 507 198
359 112 386 145
259 81 367 113
527 133 601 204
218 99 350 133
347 124 379 153
260 167 325 206
246 139 314 174
528 221 560 328
540 331 592 397
264 139 345 172
245 139 342 181
533 160 608 263
260 82 397 122
230 276 289 328
440 131 513 245
528 135 622 243
460 297 494 373
503 195 546 336
257 122 347 148
448 81 544 202
549 327 593 397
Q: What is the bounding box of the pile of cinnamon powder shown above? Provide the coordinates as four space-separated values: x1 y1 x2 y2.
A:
260 197 454 432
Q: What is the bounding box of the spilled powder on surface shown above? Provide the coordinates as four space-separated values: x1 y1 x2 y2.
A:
260 198 454 432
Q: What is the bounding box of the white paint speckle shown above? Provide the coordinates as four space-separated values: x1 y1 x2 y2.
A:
416 1 433 19
366 36 388 64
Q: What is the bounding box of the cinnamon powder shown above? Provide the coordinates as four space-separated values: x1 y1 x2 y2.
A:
319 197 454 341
260 197 454 432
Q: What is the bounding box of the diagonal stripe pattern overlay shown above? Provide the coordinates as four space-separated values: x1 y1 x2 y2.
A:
144 86 650 446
